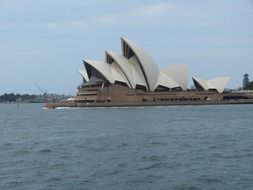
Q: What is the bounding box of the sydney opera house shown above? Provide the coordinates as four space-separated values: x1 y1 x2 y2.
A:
47 37 253 108
67 37 231 106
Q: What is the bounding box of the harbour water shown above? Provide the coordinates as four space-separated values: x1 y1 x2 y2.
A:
0 104 253 190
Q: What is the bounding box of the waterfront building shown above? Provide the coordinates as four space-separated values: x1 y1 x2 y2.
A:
48 37 253 108
243 73 250 90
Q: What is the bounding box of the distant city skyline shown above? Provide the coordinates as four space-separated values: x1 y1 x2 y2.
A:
0 0 253 94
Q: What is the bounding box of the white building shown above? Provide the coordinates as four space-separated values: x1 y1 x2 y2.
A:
79 37 229 93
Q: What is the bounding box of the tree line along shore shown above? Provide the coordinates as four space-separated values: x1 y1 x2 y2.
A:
0 93 68 103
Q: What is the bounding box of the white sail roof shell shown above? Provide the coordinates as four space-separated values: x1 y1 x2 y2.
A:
83 59 129 85
105 51 135 88
129 56 148 89
207 77 230 93
121 37 159 91
78 69 89 82
110 62 131 87
105 51 148 89
84 60 114 83
155 72 181 89
162 64 189 90
192 77 208 90
193 76 230 93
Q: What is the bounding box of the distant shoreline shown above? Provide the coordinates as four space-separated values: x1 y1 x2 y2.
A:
0 93 71 104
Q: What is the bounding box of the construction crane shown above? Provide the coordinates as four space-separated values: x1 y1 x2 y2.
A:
36 85 47 95
35 85 50 103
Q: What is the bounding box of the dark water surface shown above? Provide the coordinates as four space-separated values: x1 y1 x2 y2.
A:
0 104 253 190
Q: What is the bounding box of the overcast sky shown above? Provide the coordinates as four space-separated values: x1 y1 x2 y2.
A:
0 0 253 94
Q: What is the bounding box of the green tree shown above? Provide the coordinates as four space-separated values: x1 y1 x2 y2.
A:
245 81 253 90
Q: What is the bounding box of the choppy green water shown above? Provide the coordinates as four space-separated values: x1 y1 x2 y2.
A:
0 104 253 190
